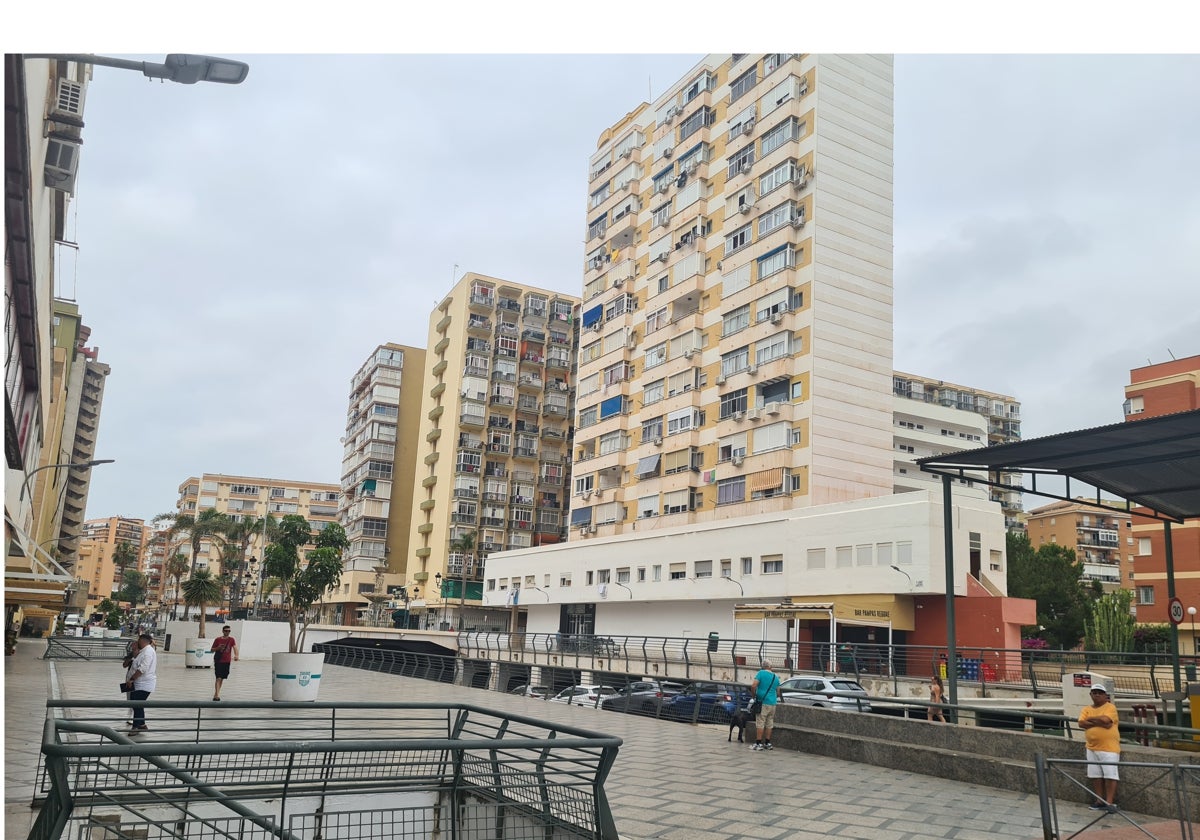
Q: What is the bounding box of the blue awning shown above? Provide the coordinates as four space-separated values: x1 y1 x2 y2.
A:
582 304 603 327
599 396 624 419
570 507 593 525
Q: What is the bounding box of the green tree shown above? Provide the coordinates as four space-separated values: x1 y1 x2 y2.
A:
97 598 123 630
153 508 231 576
1085 589 1136 652
164 553 190 620
111 540 139 609
448 531 477 628
263 516 349 652
116 569 147 612
181 568 222 639
1006 531 1094 650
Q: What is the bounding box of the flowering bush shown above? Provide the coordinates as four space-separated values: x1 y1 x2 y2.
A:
1021 637 1049 650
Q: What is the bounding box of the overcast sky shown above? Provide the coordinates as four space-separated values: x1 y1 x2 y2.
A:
51 51 1200 522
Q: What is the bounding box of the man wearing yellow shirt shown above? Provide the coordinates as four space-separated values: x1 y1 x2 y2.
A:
1078 683 1119 811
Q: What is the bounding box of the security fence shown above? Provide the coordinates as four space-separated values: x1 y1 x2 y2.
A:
31 699 621 840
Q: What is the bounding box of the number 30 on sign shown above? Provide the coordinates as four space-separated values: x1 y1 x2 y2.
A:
1169 597 1185 625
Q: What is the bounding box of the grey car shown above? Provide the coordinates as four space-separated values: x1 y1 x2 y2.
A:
778 676 871 712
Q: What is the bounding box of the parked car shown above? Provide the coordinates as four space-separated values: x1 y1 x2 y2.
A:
549 684 618 707
599 680 685 716
508 684 551 699
662 681 751 723
777 676 872 712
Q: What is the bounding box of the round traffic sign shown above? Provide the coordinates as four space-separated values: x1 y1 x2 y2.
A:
1168 597 1185 625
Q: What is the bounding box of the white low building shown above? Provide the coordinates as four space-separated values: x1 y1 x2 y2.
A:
483 488 1010 647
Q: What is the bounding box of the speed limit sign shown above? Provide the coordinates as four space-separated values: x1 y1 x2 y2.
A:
1169 597 1185 625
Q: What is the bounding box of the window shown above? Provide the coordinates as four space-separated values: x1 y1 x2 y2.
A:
762 555 783 574
644 342 667 369
759 159 799 195
643 379 665 405
652 203 671 228
752 421 789 453
678 106 714 141
637 567 646 582
638 495 658 519
760 116 801 157
663 447 696 475
741 557 753 575
662 489 693 515
1137 537 1152 555
617 568 631 584
757 245 797 280
717 431 747 462
642 415 664 442
597 569 611 584
721 346 750 378
599 430 629 455
717 476 745 505
666 407 701 435
1136 586 1155 605
560 573 572 587
757 201 796 237
694 560 712 579
727 144 755 178
652 565 662 582
722 304 750 337
835 546 853 568
730 67 757 102
636 453 662 479
669 563 687 580
756 332 792 366
806 548 826 569
646 305 669 333
574 474 594 495
667 369 696 396
724 223 752 256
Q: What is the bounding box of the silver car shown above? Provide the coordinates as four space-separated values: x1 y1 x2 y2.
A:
778 676 871 712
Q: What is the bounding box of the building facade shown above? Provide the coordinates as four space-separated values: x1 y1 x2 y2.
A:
405 273 580 628
571 53 893 546
75 516 148 614
892 372 1023 528
1025 499 1132 589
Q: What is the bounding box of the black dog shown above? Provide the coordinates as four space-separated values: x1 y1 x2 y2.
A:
728 706 752 742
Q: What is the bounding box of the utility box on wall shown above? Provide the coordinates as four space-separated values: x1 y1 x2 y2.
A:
1063 671 1112 715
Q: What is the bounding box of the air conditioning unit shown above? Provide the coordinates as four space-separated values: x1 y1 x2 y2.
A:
613 277 625 288
683 348 695 359
582 490 593 499
791 216 806 228
733 411 745 422
653 437 663 447
51 78 86 120
741 119 755 135
767 406 781 416
747 407 761 421
770 312 783 325
663 147 673 158
731 455 744 467
738 161 751 174
747 364 758 375
620 148 632 159
716 374 726 385
44 137 81 195
654 253 668 263
799 82 809 97
740 204 753 215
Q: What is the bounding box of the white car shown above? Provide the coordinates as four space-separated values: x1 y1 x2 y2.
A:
778 676 872 712
548 684 618 707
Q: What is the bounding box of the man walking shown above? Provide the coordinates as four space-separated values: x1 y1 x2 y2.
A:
750 659 780 751
126 633 157 734
210 625 239 701
1078 682 1120 811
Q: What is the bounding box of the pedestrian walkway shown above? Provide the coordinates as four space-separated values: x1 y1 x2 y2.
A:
3 639 1153 839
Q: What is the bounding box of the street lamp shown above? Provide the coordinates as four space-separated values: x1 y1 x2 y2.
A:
1189 606 1197 657
435 573 444 629
20 458 114 502
25 53 249 85
890 565 914 591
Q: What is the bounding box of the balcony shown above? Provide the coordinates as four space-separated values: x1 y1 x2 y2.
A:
467 317 491 335
488 416 512 429
460 412 485 427
513 447 539 460
491 395 514 408
464 364 489 378
523 306 547 321
497 298 521 314
517 398 540 414
453 488 479 500
495 321 518 336
432 359 448 376
518 375 543 391
487 443 510 454
509 520 534 531
469 293 495 311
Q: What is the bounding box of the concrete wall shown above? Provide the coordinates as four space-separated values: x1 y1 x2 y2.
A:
759 703 1197 819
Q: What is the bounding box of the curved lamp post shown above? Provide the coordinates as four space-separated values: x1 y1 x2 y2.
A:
20 458 114 502
1190 606 1198 657
25 53 249 85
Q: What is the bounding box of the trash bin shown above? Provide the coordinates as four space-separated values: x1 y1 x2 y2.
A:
1186 664 1197 682
1190 683 1200 737
707 632 719 652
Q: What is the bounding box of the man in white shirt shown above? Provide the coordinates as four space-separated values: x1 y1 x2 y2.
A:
126 633 157 733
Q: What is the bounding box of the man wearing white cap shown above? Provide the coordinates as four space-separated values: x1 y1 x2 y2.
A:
1078 682 1119 811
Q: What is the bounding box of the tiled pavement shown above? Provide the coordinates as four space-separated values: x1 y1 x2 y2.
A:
4 639 1160 839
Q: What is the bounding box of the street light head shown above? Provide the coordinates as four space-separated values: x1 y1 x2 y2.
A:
160 54 249 85
81 458 115 468
890 565 901 573
1190 606 1197 617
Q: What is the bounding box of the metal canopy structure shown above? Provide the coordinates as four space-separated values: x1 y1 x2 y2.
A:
917 408 1200 523
915 407 1200 721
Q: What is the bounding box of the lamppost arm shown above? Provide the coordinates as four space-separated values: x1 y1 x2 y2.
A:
25 53 249 85
20 459 114 502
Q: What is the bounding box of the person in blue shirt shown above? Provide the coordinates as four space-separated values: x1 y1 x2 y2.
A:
750 659 780 751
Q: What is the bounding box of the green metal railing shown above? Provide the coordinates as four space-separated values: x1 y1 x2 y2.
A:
31 700 621 840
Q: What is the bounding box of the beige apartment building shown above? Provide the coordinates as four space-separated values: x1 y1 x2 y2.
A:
1025 499 1132 589
75 516 148 615
172 474 341 616
892 373 1023 528
337 344 425 623
405 273 580 629
571 54 893 539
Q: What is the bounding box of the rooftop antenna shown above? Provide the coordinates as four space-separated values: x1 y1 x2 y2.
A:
1168 348 1176 360
452 263 459 284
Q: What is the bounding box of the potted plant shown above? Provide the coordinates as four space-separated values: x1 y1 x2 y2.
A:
98 598 123 639
181 568 221 668
263 515 348 701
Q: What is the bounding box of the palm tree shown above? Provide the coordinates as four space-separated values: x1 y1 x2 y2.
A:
153 508 231 576
181 568 222 639
449 531 477 630
221 514 276 612
111 540 139 610
165 554 189 620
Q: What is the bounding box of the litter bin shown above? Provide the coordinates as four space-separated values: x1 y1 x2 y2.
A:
707 632 719 652
1186 664 1197 682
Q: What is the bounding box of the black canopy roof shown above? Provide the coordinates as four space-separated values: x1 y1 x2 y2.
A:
917 408 1200 522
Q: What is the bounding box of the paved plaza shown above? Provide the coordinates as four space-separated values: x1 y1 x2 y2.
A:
3 639 1153 839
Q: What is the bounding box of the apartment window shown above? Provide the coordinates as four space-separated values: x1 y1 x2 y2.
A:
574 474 594 495
694 560 712 579
662 489 693 515
719 389 749 420
588 215 608 241
669 563 686 580
756 332 792 366
643 379 665 405
835 546 853 568
757 245 797 280
761 116 802 157
578 405 598 427
652 203 671 228
741 557 753 575
722 304 750 337
617 568 631 584
759 159 799 196
727 144 755 178
678 106 714 141
560 572 572 587
666 407 701 435
758 201 796 237
724 223 752 256
638 495 658 519
730 67 757 102
586 571 594 586
599 430 629 455
646 306 669 333
806 548 826 570
1136 586 1155 605
762 555 783 574
641 415 663 442
652 565 662 582
645 342 667 369
752 422 789 454
1137 537 1152 555
637 567 646 582
597 569 611 584
721 346 750 378
717 476 745 505
717 432 747 462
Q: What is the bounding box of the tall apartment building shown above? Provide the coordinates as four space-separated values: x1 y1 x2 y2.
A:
891 372 1023 528
1025 499 1132 589
75 516 148 613
1124 354 1200 633
407 273 580 626
571 54 893 538
172 474 342 615
338 344 425 591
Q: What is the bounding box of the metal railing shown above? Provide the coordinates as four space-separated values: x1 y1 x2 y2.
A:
32 700 622 840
